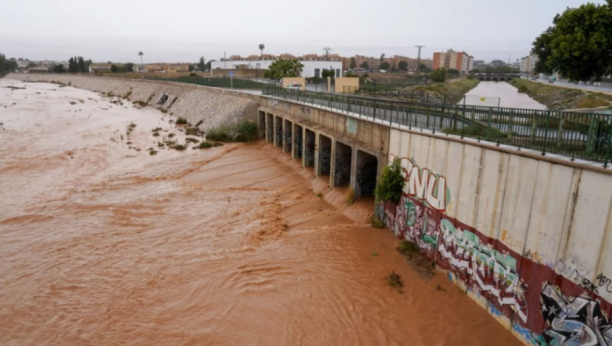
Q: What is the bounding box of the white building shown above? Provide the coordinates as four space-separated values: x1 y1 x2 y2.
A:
210 59 343 78
520 55 539 75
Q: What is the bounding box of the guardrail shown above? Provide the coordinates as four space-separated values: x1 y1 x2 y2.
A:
262 85 612 166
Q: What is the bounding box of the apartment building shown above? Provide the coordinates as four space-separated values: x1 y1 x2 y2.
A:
432 50 473 73
520 55 539 75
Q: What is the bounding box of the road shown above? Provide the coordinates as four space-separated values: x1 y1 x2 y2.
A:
535 78 612 96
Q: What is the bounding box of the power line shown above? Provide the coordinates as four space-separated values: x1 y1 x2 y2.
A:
415 45 425 75
322 47 332 59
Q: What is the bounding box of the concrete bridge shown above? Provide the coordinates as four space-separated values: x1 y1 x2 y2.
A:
474 73 520 81
259 93 612 346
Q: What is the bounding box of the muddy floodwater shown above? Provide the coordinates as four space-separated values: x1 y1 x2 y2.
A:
0 80 521 346
463 81 547 110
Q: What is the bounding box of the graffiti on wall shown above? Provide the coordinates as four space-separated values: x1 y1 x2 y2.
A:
541 283 612 345
379 154 612 345
438 219 529 323
390 155 451 211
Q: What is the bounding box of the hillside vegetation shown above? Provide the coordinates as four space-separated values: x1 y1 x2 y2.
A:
509 79 612 110
412 78 480 104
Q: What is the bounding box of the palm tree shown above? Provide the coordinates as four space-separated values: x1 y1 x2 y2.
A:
291 60 304 77
380 53 385 62
138 51 144 69
259 44 265 59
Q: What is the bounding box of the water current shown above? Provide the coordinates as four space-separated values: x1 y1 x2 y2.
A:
463 81 547 110
0 80 522 346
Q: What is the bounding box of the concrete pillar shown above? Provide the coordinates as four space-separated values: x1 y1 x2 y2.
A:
349 146 358 193
314 131 320 175
282 119 287 153
328 138 336 188
301 126 307 168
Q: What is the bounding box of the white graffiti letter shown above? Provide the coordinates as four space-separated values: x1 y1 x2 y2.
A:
408 166 428 200
427 175 447 211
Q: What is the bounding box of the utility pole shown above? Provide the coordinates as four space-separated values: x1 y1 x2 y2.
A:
322 47 332 60
415 45 425 75
224 51 226 69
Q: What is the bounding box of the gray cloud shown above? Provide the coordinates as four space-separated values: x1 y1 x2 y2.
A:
0 0 605 63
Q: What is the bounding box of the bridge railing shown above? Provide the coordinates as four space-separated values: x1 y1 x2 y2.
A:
262 85 612 166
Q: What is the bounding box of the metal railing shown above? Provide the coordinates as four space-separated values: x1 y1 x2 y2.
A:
262 85 612 166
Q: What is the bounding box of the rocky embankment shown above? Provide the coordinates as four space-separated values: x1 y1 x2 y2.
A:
5 73 259 130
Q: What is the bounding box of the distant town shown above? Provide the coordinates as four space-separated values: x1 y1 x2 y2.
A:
2 48 539 79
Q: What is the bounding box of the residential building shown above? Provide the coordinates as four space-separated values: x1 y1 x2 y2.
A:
420 59 433 70
520 55 539 75
89 63 113 73
354 55 380 70
432 50 473 73
210 59 343 78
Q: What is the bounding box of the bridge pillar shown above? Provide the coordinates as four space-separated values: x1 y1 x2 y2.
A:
274 115 282 148
283 118 292 154
265 113 274 143
258 110 266 139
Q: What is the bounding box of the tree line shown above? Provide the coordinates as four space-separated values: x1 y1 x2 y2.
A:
532 0 612 81
0 53 18 74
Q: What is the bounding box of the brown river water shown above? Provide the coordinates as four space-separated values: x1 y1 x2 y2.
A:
0 80 521 346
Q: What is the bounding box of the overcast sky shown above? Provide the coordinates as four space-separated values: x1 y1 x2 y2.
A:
0 0 605 64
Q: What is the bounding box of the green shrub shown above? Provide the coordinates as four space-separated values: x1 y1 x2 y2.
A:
199 141 213 149
397 241 419 255
374 158 405 204
369 215 385 228
386 271 404 288
185 127 202 136
517 85 528 93
176 117 188 125
206 120 258 142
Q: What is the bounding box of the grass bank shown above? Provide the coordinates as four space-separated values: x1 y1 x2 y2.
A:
411 78 480 104
509 79 612 110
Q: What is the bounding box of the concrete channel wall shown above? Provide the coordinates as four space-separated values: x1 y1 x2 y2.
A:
6 74 260 130
258 97 390 199
261 96 612 345
382 128 612 345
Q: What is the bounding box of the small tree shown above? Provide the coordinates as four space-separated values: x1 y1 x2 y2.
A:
68 58 76 73
188 64 196 72
322 69 336 79
53 64 65 73
111 64 119 73
398 60 408 71
379 62 390 70
430 68 447 82
419 64 432 73
349 57 357 69
198 57 206 71
359 61 368 69
447 68 460 78
77 57 87 72
375 158 405 204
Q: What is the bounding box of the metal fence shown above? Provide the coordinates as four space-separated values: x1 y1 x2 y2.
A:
262 85 612 166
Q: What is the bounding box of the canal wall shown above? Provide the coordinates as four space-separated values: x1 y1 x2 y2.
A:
261 95 612 345
258 97 390 203
381 127 612 345
5 73 260 130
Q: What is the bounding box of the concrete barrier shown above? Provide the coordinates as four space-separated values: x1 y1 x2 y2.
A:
5 73 260 130
382 127 612 345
